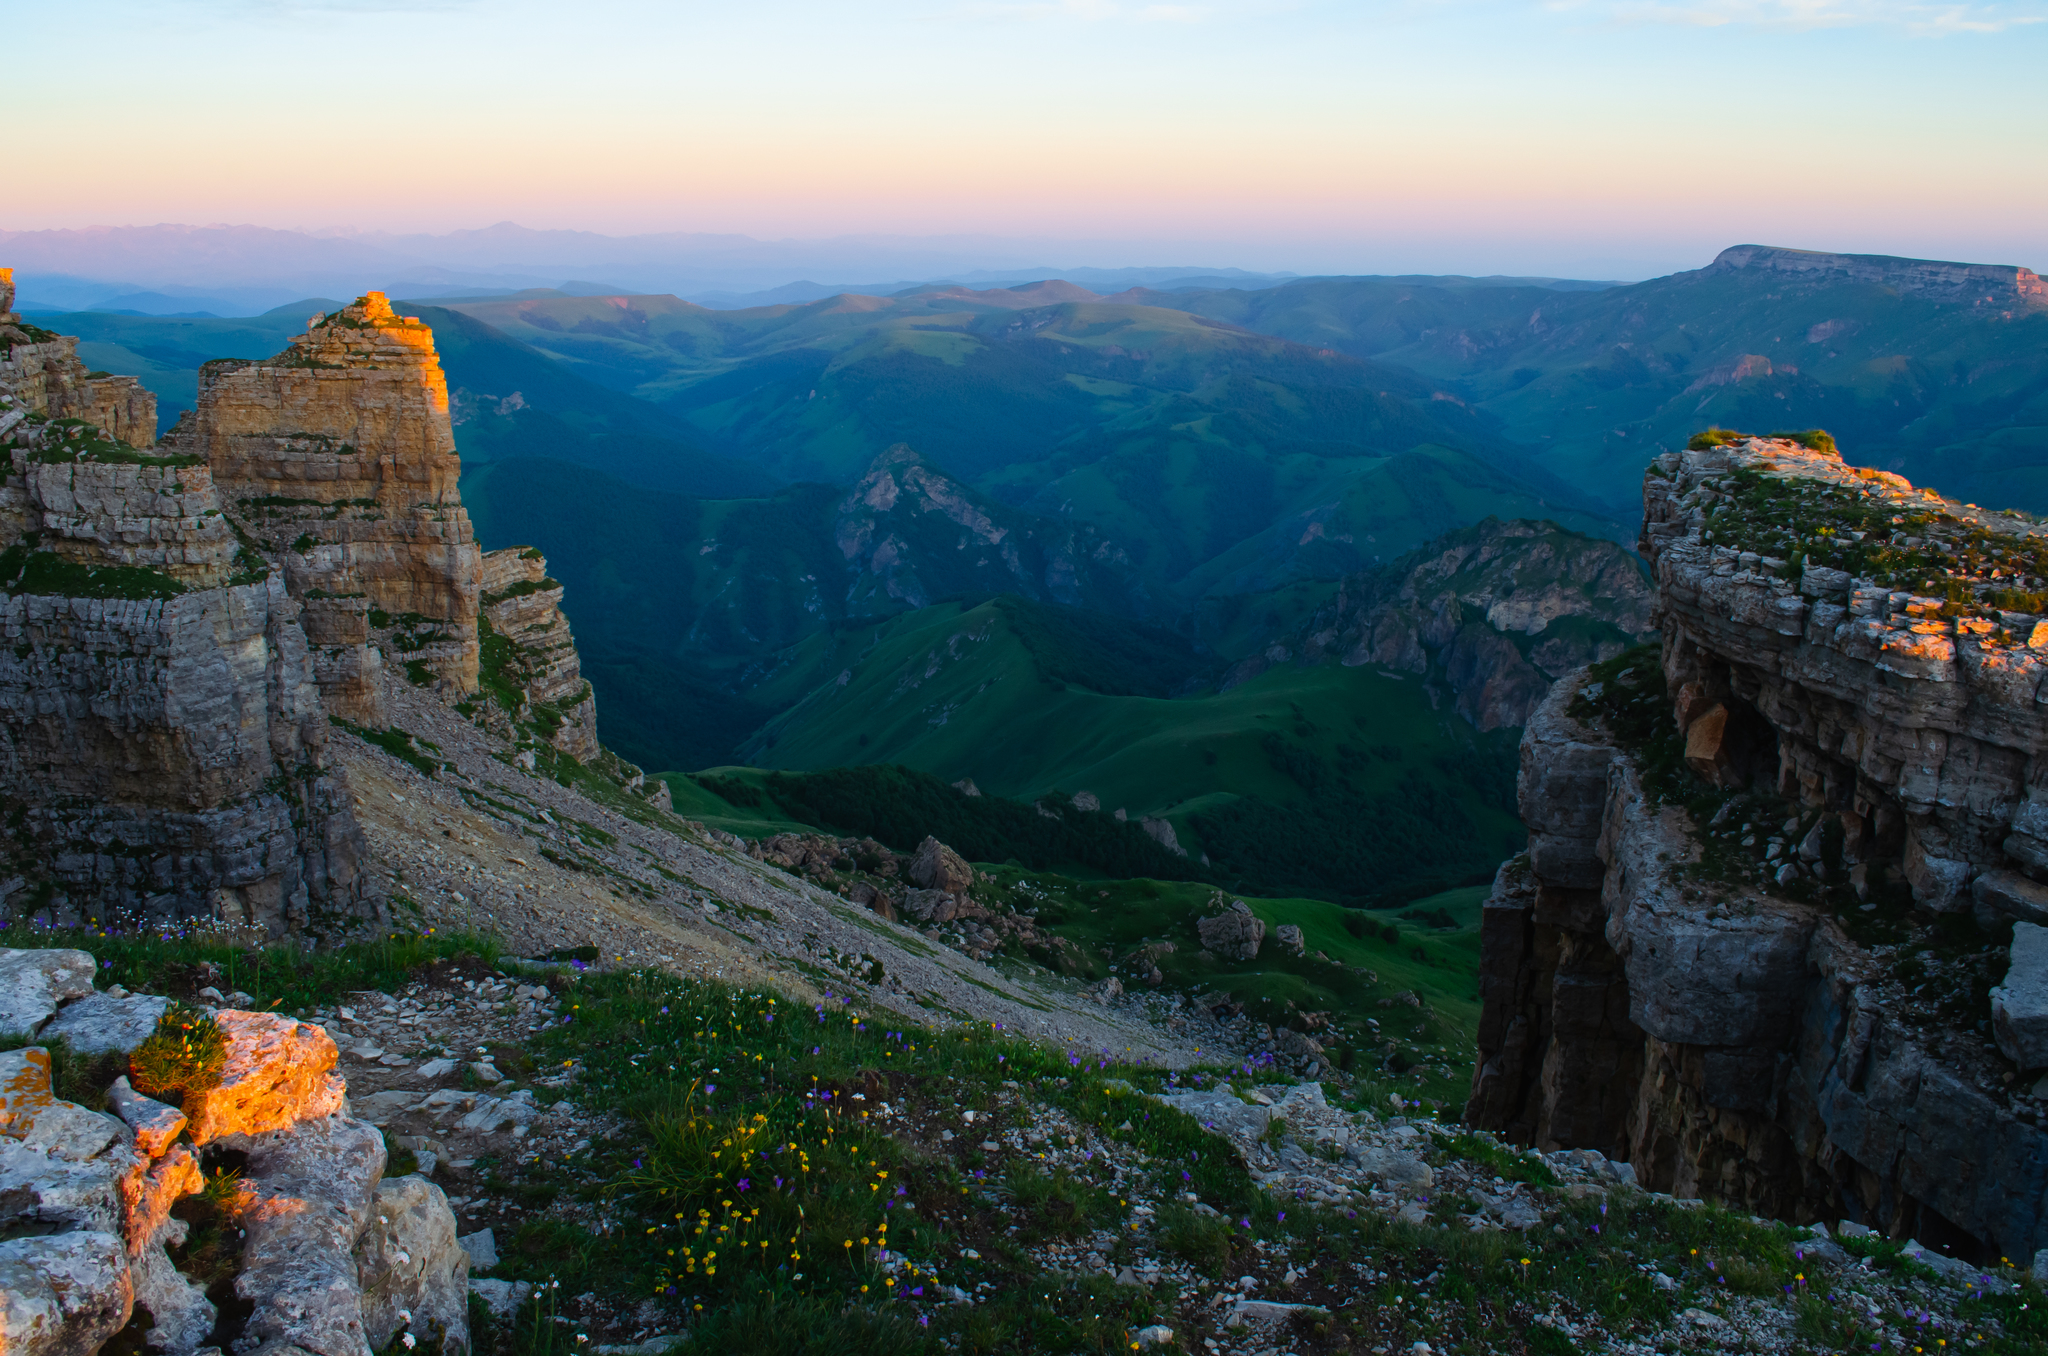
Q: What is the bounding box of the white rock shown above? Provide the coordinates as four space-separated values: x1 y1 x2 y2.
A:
415 1058 460 1081
0 949 97 1036
40 992 167 1056
458 1228 498 1271
467 1278 532 1317
0 1231 134 1356
354 1175 469 1354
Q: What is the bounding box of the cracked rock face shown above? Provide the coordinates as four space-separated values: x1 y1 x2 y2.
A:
478 548 597 762
163 291 482 723
1469 434 2048 1262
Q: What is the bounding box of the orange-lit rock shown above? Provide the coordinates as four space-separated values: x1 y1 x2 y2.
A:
184 1011 344 1144
165 292 482 721
117 1143 201 1255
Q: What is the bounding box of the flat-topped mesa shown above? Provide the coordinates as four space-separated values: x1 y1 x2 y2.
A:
1642 433 2048 910
163 291 482 722
1467 432 2048 1264
1709 245 2048 305
0 358 379 935
0 266 157 447
479 547 598 762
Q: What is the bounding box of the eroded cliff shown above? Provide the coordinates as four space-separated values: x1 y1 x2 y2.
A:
1469 433 2048 1263
163 292 482 722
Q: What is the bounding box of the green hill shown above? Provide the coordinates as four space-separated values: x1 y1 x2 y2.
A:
1140 251 2048 514
734 595 1522 902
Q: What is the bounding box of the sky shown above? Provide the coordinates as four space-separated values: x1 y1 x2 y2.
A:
10 0 2048 279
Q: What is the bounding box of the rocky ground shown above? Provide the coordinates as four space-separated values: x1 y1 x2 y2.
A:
335 683 1221 1067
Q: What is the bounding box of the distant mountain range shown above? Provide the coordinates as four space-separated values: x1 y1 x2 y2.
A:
22 241 2048 851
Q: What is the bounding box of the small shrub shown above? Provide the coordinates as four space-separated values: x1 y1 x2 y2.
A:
1154 1203 1234 1276
129 1003 228 1107
1686 427 1743 450
1774 428 1837 455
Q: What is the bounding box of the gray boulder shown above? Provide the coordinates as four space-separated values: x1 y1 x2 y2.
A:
1974 870 2048 925
0 1231 133 1356
42 992 168 1056
908 837 973 894
457 1228 498 1272
355 1175 469 1355
1149 1085 1276 1141
131 1242 216 1355
1274 924 1305 955
1197 901 1265 960
227 1114 388 1356
1356 1147 1435 1191
1993 923 2048 1068
0 949 96 1036
105 1077 188 1159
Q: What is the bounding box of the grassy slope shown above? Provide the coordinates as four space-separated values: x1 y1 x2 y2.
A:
725 598 1522 899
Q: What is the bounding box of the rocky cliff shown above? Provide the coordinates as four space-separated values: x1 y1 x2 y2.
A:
0 268 156 448
1468 433 2048 1263
1709 244 2048 304
0 366 377 935
163 292 482 722
477 546 598 761
1223 517 1657 730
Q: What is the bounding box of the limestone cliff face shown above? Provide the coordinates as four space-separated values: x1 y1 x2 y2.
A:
1709 244 2048 304
164 292 482 721
1468 435 2048 1262
0 268 156 447
0 386 378 935
479 547 598 762
1223 518 1657 730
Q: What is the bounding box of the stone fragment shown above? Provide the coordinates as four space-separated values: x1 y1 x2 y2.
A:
1357 1148 1435 1191
1274 924 1305 955
0 1230 133 1356
0 1048 122 1162
105 1078 187 1158
908 837 973 895
227 1114 387 1356
41 992 170 1056
186 1011 345 1144
1148 1085 1275 1141
117 1143 202 1254
1992 923 2048 1068
902 888 956 923
1196 902 1265 960
130 1241 216 1355
0 949 96 1035
457 1228 498 1271
1682 704 1734 785
1973 869 2048 925
353 1174 469 1355
467 1278 532 1318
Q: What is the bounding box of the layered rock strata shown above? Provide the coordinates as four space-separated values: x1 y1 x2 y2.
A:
164 292 482 722
479 547 597 761
0 390 377 934
1468 435 2048 1262
0 268 157 448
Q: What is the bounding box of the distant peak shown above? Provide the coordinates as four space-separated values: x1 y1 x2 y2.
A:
1709 244 2046 303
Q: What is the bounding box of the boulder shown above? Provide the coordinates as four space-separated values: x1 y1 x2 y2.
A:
908 837 973 895
228 1114 387 1356
41 992 169 1056
1993 923 2048 1069
354 1175 469 1355
1682 704 1735 785
1356 1147 1434 1191
0 1231 133 1356
1197 902 1265 960
1273 1027 1328 1072
106 1078 187 1158
0 949 97 1036
1974 870 2048 926
1274 924 1306 955
1148 1085 1276 1141
186 1011 345 1144
902 889 957 923
0 1048 124 1164
130 1243 216 1355
457 1228 498 1271
118 1144 202 1254
1140 817 1187 856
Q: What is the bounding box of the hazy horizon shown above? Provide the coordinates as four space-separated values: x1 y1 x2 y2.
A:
11 0 2046 285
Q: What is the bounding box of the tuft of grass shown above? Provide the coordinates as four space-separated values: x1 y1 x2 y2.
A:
128 1002 227 1107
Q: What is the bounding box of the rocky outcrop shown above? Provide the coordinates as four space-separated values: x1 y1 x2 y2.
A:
1469 435 2048 1263
1709 244 2048 304
164 292 482 722
0 951 465 1356
833 444 1148 617
0 269 156 449
1197 900 1265 960
0 369 378 935
1224 517 1657 730
479 547 597 761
